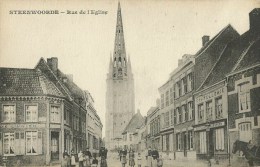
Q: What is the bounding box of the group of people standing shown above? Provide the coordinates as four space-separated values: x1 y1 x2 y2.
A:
62 147 105 167
119 147 163 167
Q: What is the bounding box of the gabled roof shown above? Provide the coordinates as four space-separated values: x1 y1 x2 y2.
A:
200 29 260 89
0 68 64 97
122 111 144 134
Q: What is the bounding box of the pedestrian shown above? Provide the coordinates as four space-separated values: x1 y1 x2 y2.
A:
146 147 153 167
129 148 135 167
71 150 76 167
151 148 159 167
62 154 71 167
83 148 91 167
120 148 127 167
91 155 98 167
78 150 84 167
157 155 163 167
137 153 142 167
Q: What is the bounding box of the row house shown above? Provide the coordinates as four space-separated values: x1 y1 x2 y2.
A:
171 54 196 161
122 110 144 150
0 57 102 166
146 105 160 150
84 91 103 156
193 24 239 162
158 80 174 157
227 8 260 166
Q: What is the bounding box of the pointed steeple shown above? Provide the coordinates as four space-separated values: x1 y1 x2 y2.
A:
112 2 128 79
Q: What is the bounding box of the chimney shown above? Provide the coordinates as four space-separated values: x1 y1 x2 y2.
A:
47 57 58 75
249 8 260 33
202 35 210 46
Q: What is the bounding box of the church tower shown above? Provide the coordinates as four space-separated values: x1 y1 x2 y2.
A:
105 2 135 150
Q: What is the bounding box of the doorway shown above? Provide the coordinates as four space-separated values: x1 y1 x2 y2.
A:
51 132 59 160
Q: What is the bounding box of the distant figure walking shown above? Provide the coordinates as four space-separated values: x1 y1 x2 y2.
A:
137 153 142 167
157 155 163 167
70 150 76 167
129 148 135 167
62 153 71 167
91 155 98 167
146 147 153 167
78 150 84 167
120 148 127 167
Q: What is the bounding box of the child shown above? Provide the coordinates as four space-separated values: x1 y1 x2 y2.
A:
137 153 142 167
91 155 98 167
157 155 163 167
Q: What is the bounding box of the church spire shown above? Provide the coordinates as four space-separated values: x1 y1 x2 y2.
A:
113 2 126 60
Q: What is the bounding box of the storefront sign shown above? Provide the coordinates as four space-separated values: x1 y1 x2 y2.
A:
196 87 224 103
0 123 45 129
194 121 225 131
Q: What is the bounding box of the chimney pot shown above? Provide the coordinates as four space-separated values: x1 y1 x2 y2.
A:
202 35 210 46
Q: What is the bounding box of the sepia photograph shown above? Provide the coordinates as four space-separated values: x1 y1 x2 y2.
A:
0 0 260 166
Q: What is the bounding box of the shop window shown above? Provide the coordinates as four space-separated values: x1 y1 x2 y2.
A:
239 82 251 112
215 128 224 151
26 131 38 155
239 122 252 142
188 131 193 150
4 132 15 155
25 105 38 122
206 101 213 121
50 105 60 123
215 97 223 119
198 104 204 122
199 131 207 153
177 133 181 151
2 105 16 123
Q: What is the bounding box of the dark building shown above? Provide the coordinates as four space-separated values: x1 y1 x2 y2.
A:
0 57 90 166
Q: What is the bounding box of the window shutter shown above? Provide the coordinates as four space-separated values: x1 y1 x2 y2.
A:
20 132 25 155
38 131 42 154
0 133 2 155
15 132 20 155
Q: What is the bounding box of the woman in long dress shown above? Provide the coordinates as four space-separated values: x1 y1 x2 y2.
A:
120 148 127 167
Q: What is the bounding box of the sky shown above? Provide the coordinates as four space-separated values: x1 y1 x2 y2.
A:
0 0 259 137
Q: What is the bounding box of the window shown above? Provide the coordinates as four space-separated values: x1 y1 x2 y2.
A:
170 87 174 104
178 81 182 97
161 94 165 109
215 97 223 119
165 111 170 127
182 104 188 122
166 134 170 151
188 101 193 120
129 134 132 141
188 131 193 150
2 105 16 123
170 109 174 125
178 107 182 124
198 104 204 122
199 131 207 153
166 91 169 107
174 109 177 125
187 73 193 92
183 77 187 94
239 122 252 142
50 106 60 123
26 131 37 154
239 82 251 112
25 105 38 122
177 133 181 151
215 128 224 151
4 132 15 155
206 101 213 121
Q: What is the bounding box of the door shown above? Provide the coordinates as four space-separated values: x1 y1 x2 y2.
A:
184 133 187 157
51 132 59 160
208 130 214 158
